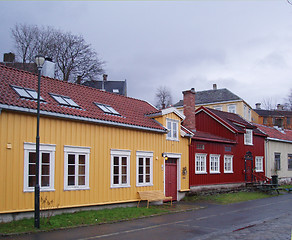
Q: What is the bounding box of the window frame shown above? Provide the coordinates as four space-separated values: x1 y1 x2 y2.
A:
255 156 264 172
244 129 253 145
95 103 120 115
64 145 90 191
227 104 236 113
210 154 220 174
213 105 223 111
136 151 153 187
23 142 56 192
50 94 80 108
288 154 292 171
224 155 233 173
110 149 131 188
166 118 179 141
274 152 281 171
12 85 45 101
195 153 207 174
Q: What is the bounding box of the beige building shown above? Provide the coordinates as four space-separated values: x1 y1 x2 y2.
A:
255 124 292 183
174 84 255 122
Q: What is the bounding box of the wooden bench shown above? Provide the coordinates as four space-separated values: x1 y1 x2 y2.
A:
137 190 172 208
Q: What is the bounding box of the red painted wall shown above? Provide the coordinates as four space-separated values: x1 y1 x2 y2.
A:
189 134 266 186
195 111 236 141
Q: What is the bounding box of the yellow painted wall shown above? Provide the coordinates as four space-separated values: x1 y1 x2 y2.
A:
0 111 189 213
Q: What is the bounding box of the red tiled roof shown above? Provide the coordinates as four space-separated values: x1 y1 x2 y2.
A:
253 123 292 142
0 64 166 132
193 131 236 144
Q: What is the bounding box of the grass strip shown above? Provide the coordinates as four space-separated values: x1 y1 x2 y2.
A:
0 206 170 235
183 191 273 204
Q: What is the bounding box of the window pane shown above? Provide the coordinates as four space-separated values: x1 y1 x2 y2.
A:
68 176 75 186
139 158 143 165
122 175 127 184
114 176 119 184
29 152 36 163
29 176 36 187
79 155 85 164
139 175 143 183
79 165 85 175
114 166 119 174
42 153 50 163
78 176 85 185
114 157 119 165
29 164 36 175
173 122 177 138
68 154 75 164
146 166 150 174
42 164 50 175
139 166 143 174
146 158 150 165
122 166 127 174
122 157 127 165
146 175 150 182
13 87 31 98
41 176 50 187
68 165 75 175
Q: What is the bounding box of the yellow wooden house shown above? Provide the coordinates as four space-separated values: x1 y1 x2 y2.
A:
0 64 192 221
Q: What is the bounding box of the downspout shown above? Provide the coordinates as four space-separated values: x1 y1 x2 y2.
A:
265 139 268 178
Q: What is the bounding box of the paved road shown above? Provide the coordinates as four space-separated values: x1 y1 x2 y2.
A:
2 193 292 240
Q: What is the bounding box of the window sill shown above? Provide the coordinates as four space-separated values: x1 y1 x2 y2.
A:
111 185 131 189
195 172 207 175
136 184 154 187
255 170 264 173
210 172 221 174
64 187 90 191
166 138 179 142
24 188 55 193
224 171 234 174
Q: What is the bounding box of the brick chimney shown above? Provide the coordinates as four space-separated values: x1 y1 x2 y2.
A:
183 88 196 132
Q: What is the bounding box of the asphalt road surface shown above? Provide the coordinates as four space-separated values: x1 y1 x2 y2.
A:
2 193 292 240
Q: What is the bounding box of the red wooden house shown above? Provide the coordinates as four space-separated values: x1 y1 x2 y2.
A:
182 89 267 188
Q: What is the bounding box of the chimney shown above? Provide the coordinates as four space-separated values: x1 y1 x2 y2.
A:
42 57 55 78
76 76 82 84
103 74 108 81
183 88 196 132
3 52 15 63
255 103 261 110
213 84 217 90
277 104 284 110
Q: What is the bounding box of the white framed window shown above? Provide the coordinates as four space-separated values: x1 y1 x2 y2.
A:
166 118 179 141
64 146 90 191
227 104 236 113
224 155 233 173
210 154 220 173
195 153 207 174
111 149 131 188
136 151 153 187
213 106 222 111
244 129 253 145
23 142 56 192
255 156 264 172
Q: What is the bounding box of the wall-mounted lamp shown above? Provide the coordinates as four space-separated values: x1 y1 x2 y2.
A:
162 153 168 160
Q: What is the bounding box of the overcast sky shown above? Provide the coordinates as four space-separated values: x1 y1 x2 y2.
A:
1 1 292 108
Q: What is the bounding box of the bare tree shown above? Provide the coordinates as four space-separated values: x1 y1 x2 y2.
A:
155 86 173 109
261 97 277 110
283 88 292 110
11 23 104 83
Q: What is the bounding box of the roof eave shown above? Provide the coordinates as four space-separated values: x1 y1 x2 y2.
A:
0 104 167 134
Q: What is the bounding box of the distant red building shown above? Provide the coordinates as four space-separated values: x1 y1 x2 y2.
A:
182 90 267 188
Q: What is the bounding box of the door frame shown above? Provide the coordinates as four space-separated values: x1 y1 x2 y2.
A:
164 153 181 199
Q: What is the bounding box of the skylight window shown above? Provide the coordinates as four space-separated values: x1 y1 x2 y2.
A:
12 86 44 101
50 94 79 108
95 103 120 115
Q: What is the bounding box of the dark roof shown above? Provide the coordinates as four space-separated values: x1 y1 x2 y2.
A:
174 88 242 107
253 109 292 118
83 80 127 96
193 131 236 143
0 64 165 132
197 107 266 136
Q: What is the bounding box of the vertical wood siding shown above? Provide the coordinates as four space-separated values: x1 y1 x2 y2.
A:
0 111 189 213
